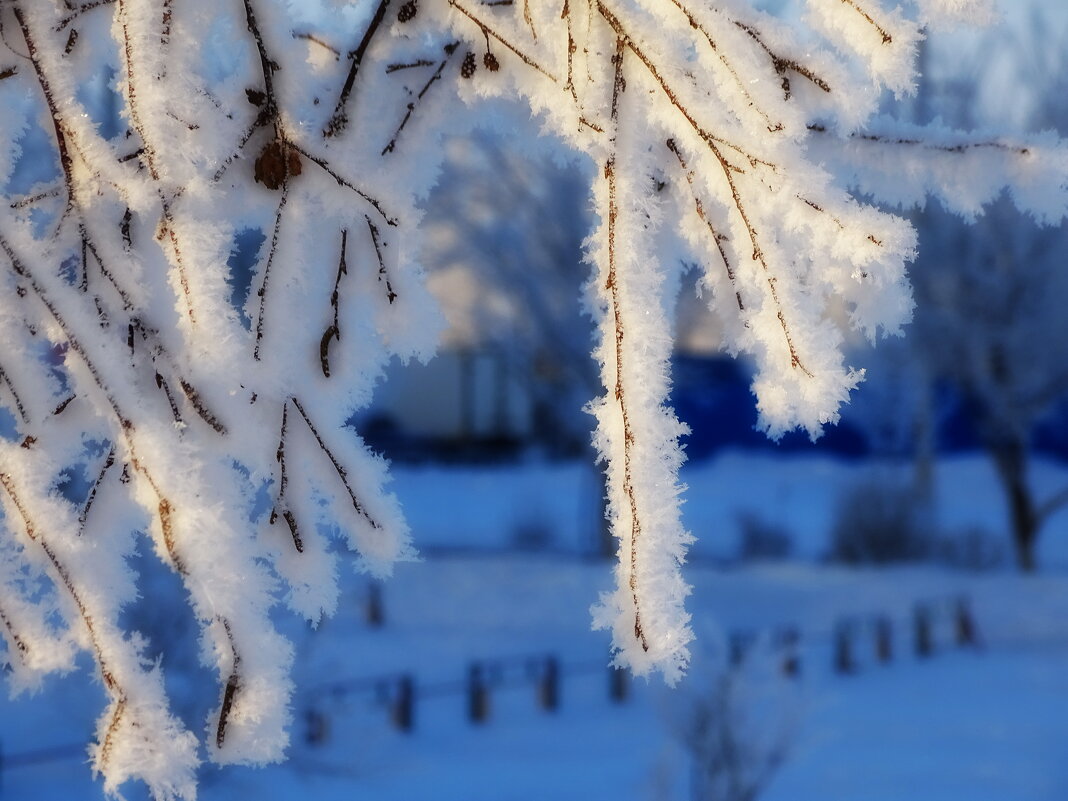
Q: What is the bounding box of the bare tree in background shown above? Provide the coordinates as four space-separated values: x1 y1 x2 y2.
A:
908 15 1068 571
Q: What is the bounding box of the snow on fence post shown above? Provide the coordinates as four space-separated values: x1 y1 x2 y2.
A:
875 616 894 664
914 604 933 658
391 675 415 732
954 597 978 648
537 656 559 712
777 627 801 679
609 666 628 704
467 662 490 724
833 620 856 675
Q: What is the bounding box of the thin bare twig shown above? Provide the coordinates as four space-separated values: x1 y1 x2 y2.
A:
287 142 398 226
365 217 397 304
78 446 116 532
324 0 392 137
269 402 304 553
448 0 559 82
253 179 290 361
666 139 745 313
293 31 340 60
320 229 348 378
291 397 381 530
838 0 892 44
0 362 29 423
382 43 459 156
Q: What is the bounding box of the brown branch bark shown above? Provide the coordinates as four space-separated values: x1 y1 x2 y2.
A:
215 618 241 748
0 603 29 658
838 0 893 44
0 361 29 423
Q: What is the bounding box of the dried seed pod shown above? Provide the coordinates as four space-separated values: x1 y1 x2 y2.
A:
483 52 499 72
254 140 302 190
397 0 417 22
460 51 477 79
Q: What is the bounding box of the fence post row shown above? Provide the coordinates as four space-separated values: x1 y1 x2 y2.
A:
299 596 984 742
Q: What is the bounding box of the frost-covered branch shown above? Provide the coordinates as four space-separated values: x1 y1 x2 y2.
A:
0 0 1066 796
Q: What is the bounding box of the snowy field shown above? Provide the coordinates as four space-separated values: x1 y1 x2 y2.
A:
395 451 1068 567
2 453 1067 800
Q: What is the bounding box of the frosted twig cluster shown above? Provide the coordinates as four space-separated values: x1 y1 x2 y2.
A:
0 1 1065 797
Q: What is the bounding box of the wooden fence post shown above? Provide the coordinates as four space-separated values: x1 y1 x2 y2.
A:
609 666 627 703
392 674 414 732
778 627 801 678
914 604 933 658
874 615 893 664
366 581 384 627
834 620 856 674
729 630 751 667
303 708 328 746
538 656 559 712
468 662 489 724
954 596 978 648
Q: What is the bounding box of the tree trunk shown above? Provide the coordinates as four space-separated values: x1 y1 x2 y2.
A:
990 437 1039 572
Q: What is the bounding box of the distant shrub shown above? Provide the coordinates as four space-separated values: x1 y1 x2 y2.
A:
830 479 930 564
736 514 793 562
512 513 554 552
664 635 799 801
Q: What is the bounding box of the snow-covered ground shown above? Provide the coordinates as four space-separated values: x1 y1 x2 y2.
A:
395 451 1068 567
2 453 1067 800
